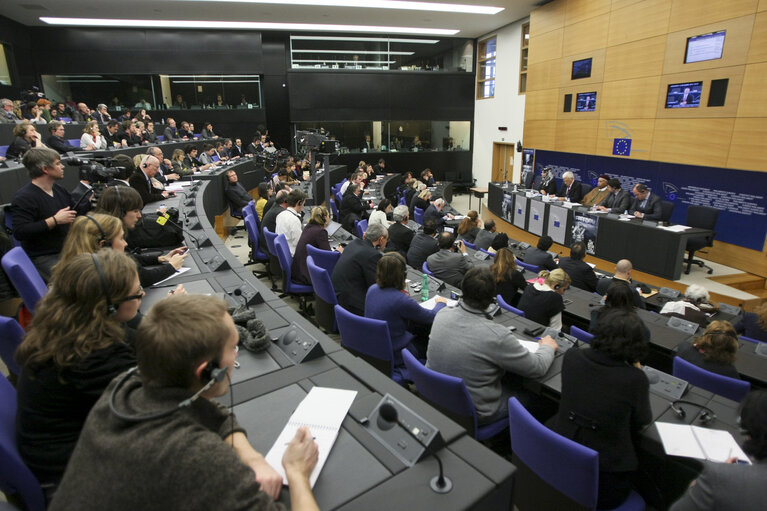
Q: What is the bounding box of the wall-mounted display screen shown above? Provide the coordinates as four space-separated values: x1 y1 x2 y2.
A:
571 58 592 80
666 82 702 109
684 30 725 64
575 92 596 112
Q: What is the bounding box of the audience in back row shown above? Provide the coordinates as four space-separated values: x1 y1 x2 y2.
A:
406 220 439 271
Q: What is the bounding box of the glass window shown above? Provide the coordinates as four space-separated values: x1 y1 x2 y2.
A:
163 75 262 110
0 44 11 86
477 37 496 99
520 23 529 94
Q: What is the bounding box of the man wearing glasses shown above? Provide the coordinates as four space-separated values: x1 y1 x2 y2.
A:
45 121 80 154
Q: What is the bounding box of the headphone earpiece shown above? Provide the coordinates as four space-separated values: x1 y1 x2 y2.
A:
671 400 716 425
85 215 107 244
90 253 117 316
200 359 227 384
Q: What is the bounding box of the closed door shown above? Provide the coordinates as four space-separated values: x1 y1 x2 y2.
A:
492 142 515 182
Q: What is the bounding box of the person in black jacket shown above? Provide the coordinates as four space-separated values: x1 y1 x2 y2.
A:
128 155 171 205
556 171 584 203
557 241 597 292
45 121 79 154
6 122 46 160
539 167 557 196
553 308 652 509
386 205 415 256
224 169 251 211
597 178 632 214
331 222 387 316
339 183 369 233
406 220 439 270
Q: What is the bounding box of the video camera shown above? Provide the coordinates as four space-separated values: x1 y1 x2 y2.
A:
62 156 124 184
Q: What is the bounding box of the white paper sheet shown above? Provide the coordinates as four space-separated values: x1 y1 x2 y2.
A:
517 339 539 353
152 266 190 285
655 422 750 463
419 297 458 310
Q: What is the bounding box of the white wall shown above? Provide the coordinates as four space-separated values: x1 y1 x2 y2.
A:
472 19 528 188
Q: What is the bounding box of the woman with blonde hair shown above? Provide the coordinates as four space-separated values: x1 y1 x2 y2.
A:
457 210 481 243
677 320 741 379
490 247 527 305
517 268 571 330
170 148 193 176
15 250 142 495
80 120 106 150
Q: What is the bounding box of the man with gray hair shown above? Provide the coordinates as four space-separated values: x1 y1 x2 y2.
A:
423 197 453 228
556 170 584 203
0 98 20 123
387 204 415 255
72 102 93 123
128 154 170 204
331 222 388 315
660 283 712 327
94 104 111 124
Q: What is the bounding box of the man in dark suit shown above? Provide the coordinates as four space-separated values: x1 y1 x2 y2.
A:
473 220 497 250
45 121 79 154
423 198 452 229
523 235 558 271
426 233 474 288
340 183 369 233
629 183 662 220
102 120 125 148
331 223 387 316
596 259 645 309
596 178 631 214
407 220 439 270
230 138 245 158
162 118 180 141
373 158 386 175
387 205 415 255
93 104 111 124
129 155 170 204
557 241 597 292
556 171 584 203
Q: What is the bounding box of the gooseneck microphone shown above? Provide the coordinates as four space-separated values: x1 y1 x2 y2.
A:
159 214 202 250
378 403 453 494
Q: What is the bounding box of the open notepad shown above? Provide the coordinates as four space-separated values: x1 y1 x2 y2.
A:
655 422 751 464
265 387 357 487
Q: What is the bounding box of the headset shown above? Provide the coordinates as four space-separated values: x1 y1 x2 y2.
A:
140 154 150 169
670 399 717 425
84 214 107 246
90 253 117 316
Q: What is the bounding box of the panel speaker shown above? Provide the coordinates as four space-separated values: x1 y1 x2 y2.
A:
563 94 573 112
707 78 728 107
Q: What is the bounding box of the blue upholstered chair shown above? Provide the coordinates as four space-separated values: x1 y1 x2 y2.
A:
517 260 540 274
413 207 425 226
422 261 434 276
306 245 341 276
1 247 48 314
0 316 24 376
273 234 314 313
354 218 368 239
672 356 750 402
306 256 337 333
570 325 595 344
497 294 525 317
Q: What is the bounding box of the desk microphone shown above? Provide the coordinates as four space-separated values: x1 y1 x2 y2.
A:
378 403 453 494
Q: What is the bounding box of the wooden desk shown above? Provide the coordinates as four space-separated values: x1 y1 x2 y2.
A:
469 187 488 214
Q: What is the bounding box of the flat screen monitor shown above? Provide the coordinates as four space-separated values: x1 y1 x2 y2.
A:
575 92 596 112
666 82 702 109
571 58 592 80
685 30 725 64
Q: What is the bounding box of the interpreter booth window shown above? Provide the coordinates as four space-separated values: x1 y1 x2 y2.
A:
161 75 262 110
42 74 157 111
0 44 12 86
290 35 474 72
477 36 496 99
292 121 471 153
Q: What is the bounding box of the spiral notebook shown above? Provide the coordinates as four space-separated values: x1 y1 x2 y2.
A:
265 387 357 487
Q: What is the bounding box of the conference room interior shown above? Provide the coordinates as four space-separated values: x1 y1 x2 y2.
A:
1 1 767 510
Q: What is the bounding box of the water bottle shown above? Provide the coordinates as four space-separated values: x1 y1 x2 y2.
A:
421 273 429 302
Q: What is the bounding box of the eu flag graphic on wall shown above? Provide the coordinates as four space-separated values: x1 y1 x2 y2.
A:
613 138 632 156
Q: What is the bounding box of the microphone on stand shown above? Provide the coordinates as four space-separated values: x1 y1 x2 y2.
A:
377 403 452 494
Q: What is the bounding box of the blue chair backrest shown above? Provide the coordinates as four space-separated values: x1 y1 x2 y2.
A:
355 219 368 238
497 294 525 317
307 256 337 305
570 325 594 344
2 206 20 247
479 248 494 257
329 198 339 221
672 356 750 402
740 335 762 344
414 207 425 225
1 247 48 314
0 146 7 158
422 261 433 276
518 260 540 273
508 397 599 510
398 194 407 206
68 138 81 147
462 240 477 250
0 373 45 511
306 245 341 275
156 135 164 141
0 317 24 376
262 227 278 255
273 234 293 276
334 305 394 376
244 215 266 257
243 201 256 220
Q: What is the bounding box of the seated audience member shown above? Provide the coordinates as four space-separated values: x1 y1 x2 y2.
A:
182 144 212 172
46 120 79 153
261 190 289 247
275 189 306 256
199 143 217 165
224 169 252 212
733 303 767 343
407 220 439 270
135 107 151 122
491 248 527 306
421 168 435 186
405 180 421 212
254 183 271 220
557 241 597 292
581 174 611 207
80 120 107 150
387 205 415 255
340 183 369 233
37 99 53 122
117 108 132 122
162 117 179 141
426 232 474 288
292 206 338 286
24 101 46 124
660 284 714 328
553 308 652 509
170 149 192 177
1 97 21 122
93 103 110 124
487 232 509 254
556 171 584 203
456 210 481 243
6 122 46 159
669 390 767 511
590 281 651 341
146 145 179 183
427 266 557 423
596 259 645 309
331 223 387 316
523 235 558 271
173 94 187 109
411 188 431 218
15 250 142 497
368 198 392 228
339 171 362 196
72 102 92 123
518 268 571 330
230 137 245 158
102 120 125 148
629 183 662 220
129 154 171 205
676 321 740 379
473 219 498 250
143 121 157 144
213 141 228 161
122 122 143 147
539 167 557 196
423 198 453 228
178 121 193 139
11 148 89 280
49 294 320 511
200 122 218 139
596 178 632 213
366 252 446 364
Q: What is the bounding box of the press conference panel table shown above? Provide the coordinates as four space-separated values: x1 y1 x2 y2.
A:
136 172 515 510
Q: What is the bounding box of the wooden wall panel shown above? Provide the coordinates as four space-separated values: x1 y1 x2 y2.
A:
525 89 561 120
601 76 662 118
530 0 567 36
528 29 564 65
560 49 606 86
728 118 767 171
562 14 610 57
594 118 656 157
655 66 745 119
760 0 767 11
611 0 647 11
603 35 667 82
527 59 562 92
555 119 599 154
668 0 758 32
651 118 735 167
748 11 767 63
607 0 672 46
738 62 767 117
523 120 557 149
566 0 612 26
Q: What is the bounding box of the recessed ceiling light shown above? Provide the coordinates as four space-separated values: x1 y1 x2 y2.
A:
291 35 440 44
39 17 459 35
185 0 504 15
